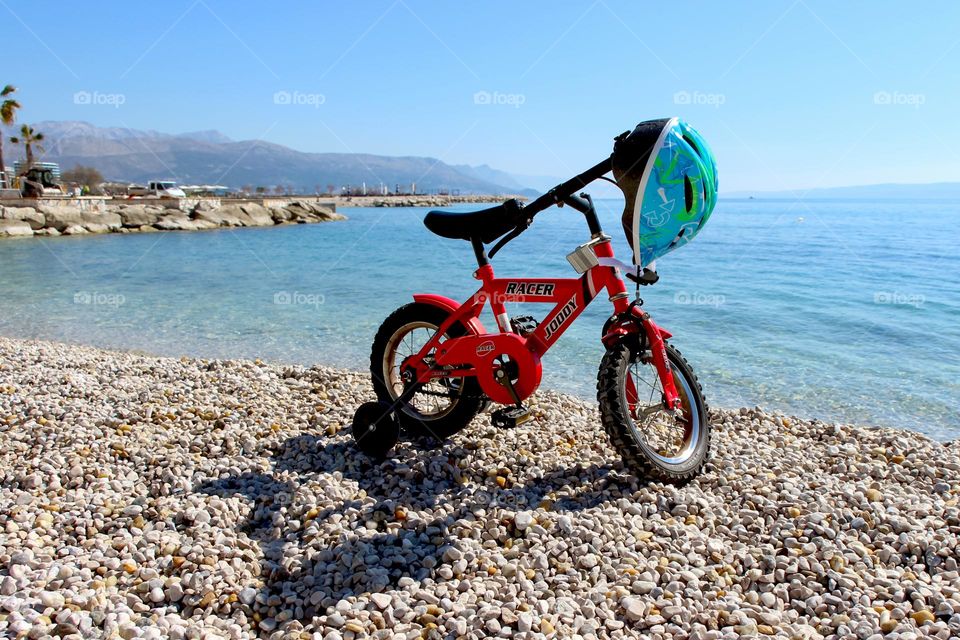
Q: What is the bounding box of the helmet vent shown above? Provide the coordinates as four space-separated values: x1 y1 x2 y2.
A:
683 175 694 212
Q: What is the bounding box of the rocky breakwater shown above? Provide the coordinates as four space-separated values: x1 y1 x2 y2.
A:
0 200 344 238
337 194 520 208
0 337 958 639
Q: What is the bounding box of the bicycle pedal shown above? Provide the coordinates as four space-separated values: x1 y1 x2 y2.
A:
491 406 532 429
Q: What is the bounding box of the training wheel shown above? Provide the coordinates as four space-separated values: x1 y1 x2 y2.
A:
351 401 399 460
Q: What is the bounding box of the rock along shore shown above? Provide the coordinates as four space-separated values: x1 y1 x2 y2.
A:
0 337 957 639
0 199 345 239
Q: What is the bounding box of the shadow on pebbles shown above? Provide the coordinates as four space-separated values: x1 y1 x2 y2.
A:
0 337 958 639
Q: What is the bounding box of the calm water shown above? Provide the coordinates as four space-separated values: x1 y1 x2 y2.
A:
1 198 958 440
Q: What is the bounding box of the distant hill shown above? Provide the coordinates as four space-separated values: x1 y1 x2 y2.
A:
725 182 960 200
451 163 559 199
8 121 528 194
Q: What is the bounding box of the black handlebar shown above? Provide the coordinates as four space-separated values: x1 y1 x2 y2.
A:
522 155 613 218
487 155 613 259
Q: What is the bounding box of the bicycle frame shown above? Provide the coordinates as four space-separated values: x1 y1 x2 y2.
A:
400 232 682 408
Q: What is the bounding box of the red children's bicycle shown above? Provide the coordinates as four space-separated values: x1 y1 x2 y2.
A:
352 118 719 481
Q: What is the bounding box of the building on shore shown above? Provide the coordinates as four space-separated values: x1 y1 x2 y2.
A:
13 161 61 180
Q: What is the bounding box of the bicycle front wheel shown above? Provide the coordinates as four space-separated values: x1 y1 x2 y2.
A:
597 342 710 482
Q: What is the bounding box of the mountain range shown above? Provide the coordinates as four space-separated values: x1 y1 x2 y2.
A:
7 121 547 195
10 121 958 200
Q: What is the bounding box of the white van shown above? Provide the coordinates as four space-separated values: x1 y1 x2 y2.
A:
149 180 186 198
129 180 186 198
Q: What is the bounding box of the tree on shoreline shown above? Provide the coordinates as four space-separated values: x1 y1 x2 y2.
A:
10 124 44 175
0 85 20 188
62 165 104 194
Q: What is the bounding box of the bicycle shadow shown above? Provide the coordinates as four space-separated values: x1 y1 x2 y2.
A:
195 431 641 621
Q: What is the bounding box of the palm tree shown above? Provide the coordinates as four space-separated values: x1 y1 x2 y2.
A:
10 124 44 175
0 85 20 188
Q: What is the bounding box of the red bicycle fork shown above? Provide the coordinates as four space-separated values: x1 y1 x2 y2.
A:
603 305 682 412
640 313 682 411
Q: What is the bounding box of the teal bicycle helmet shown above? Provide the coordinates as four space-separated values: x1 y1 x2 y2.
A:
612 118 718 268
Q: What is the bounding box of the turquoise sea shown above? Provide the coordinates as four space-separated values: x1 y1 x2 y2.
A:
0 198 957 440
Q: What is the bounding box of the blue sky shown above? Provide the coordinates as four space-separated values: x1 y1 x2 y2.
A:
3 1 959 191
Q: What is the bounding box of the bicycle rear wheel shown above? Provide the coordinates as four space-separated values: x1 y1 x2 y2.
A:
370 303 484 441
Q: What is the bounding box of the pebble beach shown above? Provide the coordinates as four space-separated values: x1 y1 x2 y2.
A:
0 337 957 640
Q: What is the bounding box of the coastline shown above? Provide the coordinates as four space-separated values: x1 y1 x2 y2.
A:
0 336 957 639
0 198 345 239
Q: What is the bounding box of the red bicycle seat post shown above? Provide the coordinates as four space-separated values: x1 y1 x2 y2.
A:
474 264 495 282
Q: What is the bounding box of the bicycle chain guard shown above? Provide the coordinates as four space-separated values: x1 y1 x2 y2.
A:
433 333 542 405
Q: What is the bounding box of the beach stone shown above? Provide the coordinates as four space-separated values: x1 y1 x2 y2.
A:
81 211 122 230
269 206 294 223
1 206 45 229
165 583 184 602
193 208 243 227
517 612 533 633
283 200 343 222
514 512 534 531
442 546 463 563
0 219 33 237
910 610 935 625
622 597 645 621
239 587 256 606
634 580 656 594
240 203 274 225
258 618 277 632
154 215 199 231
38 207 83 231
370 593 391 610
117 205 160 227
39 591 65 609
